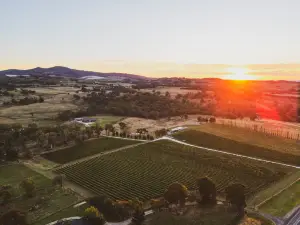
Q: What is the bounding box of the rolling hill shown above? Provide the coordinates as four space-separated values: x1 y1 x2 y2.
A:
0 66 147 80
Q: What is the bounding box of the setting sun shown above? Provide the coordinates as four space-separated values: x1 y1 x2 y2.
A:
223 67 256 80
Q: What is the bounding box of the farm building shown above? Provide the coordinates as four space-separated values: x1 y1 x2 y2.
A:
74 117 97 127
168 127 187 134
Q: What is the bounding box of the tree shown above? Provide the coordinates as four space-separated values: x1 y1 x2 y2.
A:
83 206 105 225
154 128 167 137
165 91 170 98
164 182 188 207
209 117 216 123
225 183 246 214
130 198 145 225
95 123 103 137
0 189 12 205
197 177 216 205
38 96 44 103
20 178 35 197
104 124 114 135
119 122 127 131
52 175 63 187
88 196 130 222
0 210 28 225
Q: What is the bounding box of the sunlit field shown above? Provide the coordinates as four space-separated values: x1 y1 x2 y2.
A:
173 127 300 166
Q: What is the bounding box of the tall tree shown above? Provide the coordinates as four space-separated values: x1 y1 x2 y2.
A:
164 182 188 207
20 178 35 197
225 183 246 214
197 177 216 205
0 210 28 225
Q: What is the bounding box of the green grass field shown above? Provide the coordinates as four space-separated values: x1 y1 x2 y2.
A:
259 180 300 217
0 164 51 189
0 164 81 224
56 140 295 201
173 128 300 166
42 137 139 164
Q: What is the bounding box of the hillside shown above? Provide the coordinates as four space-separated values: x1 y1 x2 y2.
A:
0 66 147 80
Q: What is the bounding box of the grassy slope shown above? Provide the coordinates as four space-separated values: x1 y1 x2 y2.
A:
248 170 300 207
56 140 294 201
42 137 139 164
0 164 51 189
187 124 300 156
259 180 300 217
173 128 300 166
0 164 81 224
90 115 124 126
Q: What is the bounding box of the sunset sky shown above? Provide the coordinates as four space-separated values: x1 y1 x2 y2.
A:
1 0 300 80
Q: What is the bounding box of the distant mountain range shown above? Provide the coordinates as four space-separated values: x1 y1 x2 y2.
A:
0 66 147 80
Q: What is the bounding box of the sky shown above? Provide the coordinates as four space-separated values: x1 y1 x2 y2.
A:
1 0 300 80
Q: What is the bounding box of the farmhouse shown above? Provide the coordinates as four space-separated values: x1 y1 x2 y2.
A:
74 117 97 127
168 126 187 134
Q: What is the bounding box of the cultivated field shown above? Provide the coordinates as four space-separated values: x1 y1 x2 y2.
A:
42 137 140 164
173 128 300 165
55 140 296 201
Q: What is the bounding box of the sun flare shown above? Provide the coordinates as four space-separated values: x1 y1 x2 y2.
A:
223 67 256 80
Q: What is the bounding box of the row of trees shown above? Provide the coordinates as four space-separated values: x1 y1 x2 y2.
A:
163 177 246 215
2 96 44 106
0 122 107 162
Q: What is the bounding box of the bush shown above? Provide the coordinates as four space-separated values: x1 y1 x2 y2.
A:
209 117 216 123
20 178 35 197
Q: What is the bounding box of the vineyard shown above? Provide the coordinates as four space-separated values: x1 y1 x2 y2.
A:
56 140 296 201
42 137 139 164
173 129 300 166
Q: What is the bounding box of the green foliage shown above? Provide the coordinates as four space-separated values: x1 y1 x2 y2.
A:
225 183 246 213
52 175 63 187
83 206 105 225
164 182 188 206
88 196 131 222
197 177 216 205
154 128 167 137
20 178 36 197
0 209 28 225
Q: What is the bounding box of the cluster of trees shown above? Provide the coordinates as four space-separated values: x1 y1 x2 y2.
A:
197 116 216 123
2 96 44 106
0 174 66 225
163 178 246 217
20 89 36 95
0 122 106 162
84 91 208 120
